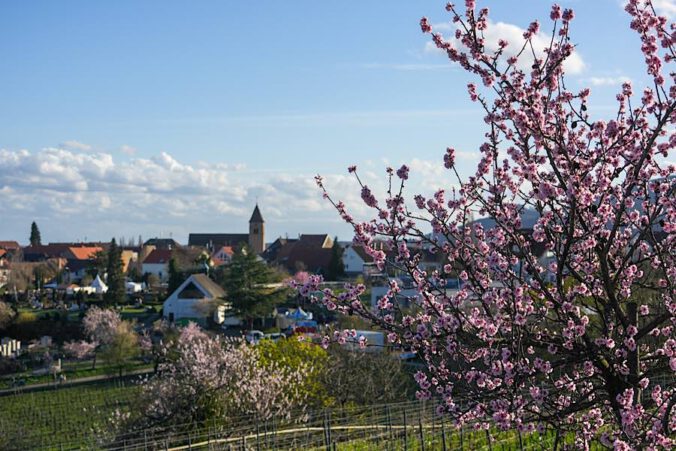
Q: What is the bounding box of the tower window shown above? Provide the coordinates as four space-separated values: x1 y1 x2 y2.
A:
253 228 259 234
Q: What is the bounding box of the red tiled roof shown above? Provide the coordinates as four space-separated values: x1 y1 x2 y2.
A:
0 249 6 258
0 241 20 250
212 246 234 257
143 248 173 264
67 246 103 260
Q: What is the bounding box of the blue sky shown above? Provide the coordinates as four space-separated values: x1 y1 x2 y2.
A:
0 0 670 244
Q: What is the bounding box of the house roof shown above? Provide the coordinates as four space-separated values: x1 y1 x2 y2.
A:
349 245 374 263
210 246 234 266
22 244 73 260
0 241 20 250
275 242 333 274
50 241 109 248
67 246 102 260
143 238 179 249
298 234 333 248
188 233 249 249
249 205 265 223
143 248 173 264
261 237 297 262
212 246 234 256
190 273 226 298
0 249 6 258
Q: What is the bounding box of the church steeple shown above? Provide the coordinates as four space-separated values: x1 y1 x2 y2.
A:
248 204 265 254
249 204 264 224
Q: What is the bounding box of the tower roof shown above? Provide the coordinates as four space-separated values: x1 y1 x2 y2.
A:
249 204 264 223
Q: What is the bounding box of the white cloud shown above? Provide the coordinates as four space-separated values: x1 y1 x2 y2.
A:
583 76 632 87
0 148 472 243
119 144 137 155
648 0 676 18
59 140 92 152
425 20 586 75
619 0 676 19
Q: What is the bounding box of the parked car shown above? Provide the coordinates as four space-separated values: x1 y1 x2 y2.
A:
245 330 264 344
263 333 285 342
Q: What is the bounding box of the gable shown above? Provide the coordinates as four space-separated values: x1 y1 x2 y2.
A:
177 282 206 299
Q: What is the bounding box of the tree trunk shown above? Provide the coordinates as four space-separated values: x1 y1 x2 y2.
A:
627 302 641 403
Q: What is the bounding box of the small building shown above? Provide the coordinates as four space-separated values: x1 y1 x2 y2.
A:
210 246 234 267
142 249 173 281
163 274 226 326
342 244 375 275
265 234 334 275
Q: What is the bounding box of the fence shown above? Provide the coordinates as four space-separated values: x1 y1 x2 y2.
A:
42 400 566 451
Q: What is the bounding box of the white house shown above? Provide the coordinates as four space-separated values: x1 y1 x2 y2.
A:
142 249 173 281
163 274 226 326
342 244 374 275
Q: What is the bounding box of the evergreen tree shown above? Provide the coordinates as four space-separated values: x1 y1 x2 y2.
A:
326 237 345 281
29 221 42 246
88 249 109 277
221 246 286 328
103 239 126 306
167 258 183 294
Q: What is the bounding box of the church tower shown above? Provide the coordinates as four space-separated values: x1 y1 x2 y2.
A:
248 204 265 254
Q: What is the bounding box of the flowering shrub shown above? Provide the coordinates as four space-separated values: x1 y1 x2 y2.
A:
301 1 675 448
83 306 122 345
63 340 96 360
135 323 311 430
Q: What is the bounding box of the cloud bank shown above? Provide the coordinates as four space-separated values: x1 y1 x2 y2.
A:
0 148 465 243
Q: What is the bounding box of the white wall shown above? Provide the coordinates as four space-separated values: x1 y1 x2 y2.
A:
142 263 168 281
342 246 365 274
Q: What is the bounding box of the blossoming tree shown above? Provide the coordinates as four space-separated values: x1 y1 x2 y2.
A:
65 306 138 371
302 1 675 448
135 323 311 430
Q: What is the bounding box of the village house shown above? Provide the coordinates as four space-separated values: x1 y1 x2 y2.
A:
163 273 226 326
62 246 102 283
264 234 334 275
143 238 179 250
210 246 234 267
341 243 375 276
142 248 173 282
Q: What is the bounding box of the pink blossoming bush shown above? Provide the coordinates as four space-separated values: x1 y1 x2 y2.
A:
302 1 675 448
134 323 311 431
83 306 122 345
63 339 96 361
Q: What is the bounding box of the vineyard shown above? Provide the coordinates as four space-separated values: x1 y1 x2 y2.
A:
0 380 138 450
0 382 607 450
